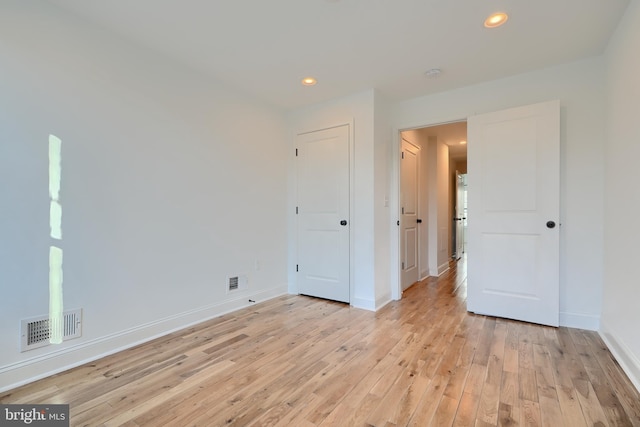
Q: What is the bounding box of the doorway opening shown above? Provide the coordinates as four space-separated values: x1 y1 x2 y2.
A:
397 121 467 294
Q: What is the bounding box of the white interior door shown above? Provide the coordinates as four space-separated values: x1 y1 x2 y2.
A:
455 171 464 259
401 138 420 290
467 100 560 327
297 125 350 303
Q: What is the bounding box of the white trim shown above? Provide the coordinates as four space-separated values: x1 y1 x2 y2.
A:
428 264 450 278
348 121 355 306
375 296 393 311
0 285 287 393
437 263 450 276
351 297 375 311
559 311 600 331
599 321 640 393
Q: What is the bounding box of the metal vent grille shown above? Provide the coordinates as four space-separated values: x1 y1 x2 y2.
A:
226 275 248 293
27 319 50 346
21 309 82 352
228 276 239 291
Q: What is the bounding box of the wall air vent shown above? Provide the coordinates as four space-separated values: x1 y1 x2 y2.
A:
227 275 248 293
20 309 82 352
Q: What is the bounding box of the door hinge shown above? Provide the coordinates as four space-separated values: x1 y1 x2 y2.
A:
402 262 405 269
402 207 405 214
402 152 404 159
296 264 299 272
295 148 298 156
296 206 298 214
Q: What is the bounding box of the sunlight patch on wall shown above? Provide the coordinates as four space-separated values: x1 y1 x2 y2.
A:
49 135 62 204
49 134 62 240
50 201 62 240
49 246 64 344
49 134 64 344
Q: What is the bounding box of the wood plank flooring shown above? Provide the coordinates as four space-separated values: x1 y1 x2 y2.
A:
2 259 640 426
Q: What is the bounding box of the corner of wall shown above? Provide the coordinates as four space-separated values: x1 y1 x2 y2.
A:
350 297 376 312
599 320 640 393
375 292 392 311
559 311 600 331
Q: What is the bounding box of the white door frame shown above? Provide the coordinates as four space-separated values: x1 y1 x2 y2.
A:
290 120 356 304
391 119 466 301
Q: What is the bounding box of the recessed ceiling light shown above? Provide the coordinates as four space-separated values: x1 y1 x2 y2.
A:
301 77 317 86
484 12 508 28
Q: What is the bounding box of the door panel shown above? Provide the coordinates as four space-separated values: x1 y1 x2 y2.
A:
482 118 537 212
297 125 350 303
467 100 560 326
404 227 417 270
455 172 464 259
401 138 420 289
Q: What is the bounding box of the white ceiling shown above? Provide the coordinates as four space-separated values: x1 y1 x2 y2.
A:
46 0 629 110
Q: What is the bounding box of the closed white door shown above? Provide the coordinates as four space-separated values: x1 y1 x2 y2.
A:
296 125 350 303
401 139 420 290
467 100 560 327
455 172 464 259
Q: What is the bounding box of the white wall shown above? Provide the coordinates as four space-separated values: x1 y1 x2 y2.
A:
602 0 640 391
373 92 393 307
426 137 451 276
0 0 288 391
392 56 607 330
434 140 450 274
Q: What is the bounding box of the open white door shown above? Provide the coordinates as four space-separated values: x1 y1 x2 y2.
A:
401 138 420 290
467 100 560 327
296 125 350 303
454 171 465 260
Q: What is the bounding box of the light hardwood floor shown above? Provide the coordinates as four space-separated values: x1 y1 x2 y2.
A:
2 259 640 426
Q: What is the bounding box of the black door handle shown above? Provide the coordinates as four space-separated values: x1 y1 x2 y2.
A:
340 220 348 226
416 219 422 223
546 221 556 229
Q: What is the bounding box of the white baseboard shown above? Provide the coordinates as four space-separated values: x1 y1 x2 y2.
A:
375 292 392 311
559 311 600 331
429 263 450 277
350 297 376 312
438 262 450 276
599 321 640 393
0 285 287 393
